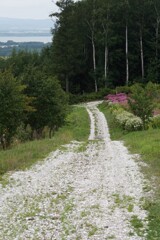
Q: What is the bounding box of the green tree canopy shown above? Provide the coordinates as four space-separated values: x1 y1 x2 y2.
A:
22 67 68 138
0 70 26 145
50 0 160 92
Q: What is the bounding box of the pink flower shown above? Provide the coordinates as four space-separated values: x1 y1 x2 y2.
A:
105 93 128 104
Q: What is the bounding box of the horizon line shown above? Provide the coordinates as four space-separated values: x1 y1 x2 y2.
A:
0 16 52 21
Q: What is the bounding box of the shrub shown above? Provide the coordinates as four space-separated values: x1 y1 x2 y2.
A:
115 111 134 128
125 117 143 131
69 93 101 104
104 93 128 104
152 115 160 129
106 101 143 132
69 88 114 105
128 83 154 129
109 103 124 113
15 124 32 142
116 86 132 94
98 87 115 97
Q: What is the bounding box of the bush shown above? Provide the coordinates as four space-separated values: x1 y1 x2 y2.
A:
104 93 128 104
107 101 143 132
152 115 160 129
128 83 154 129
107 103 124 113
15 124 32 142
115 111 134 128
125 117 143 131
116 86 132 94
69 93 101 104
98 87 116 97
69 88 114 104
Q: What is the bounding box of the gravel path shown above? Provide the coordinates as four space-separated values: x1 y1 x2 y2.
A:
0 101 149 239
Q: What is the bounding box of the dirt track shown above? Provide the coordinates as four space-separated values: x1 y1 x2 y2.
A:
0 102 148 239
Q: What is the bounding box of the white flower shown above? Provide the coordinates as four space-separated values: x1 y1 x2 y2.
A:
125 117 143 131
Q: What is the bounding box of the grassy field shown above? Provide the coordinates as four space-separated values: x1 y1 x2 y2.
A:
0 105 90 176
99 102 160 239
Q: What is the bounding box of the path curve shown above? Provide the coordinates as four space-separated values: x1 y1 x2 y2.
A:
0 101 148 239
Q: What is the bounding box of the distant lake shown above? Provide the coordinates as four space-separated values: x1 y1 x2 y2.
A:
0 35 52 43
0 18 53 43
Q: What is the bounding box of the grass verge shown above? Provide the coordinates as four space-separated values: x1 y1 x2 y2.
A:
0 105 90 176
99 102 160 239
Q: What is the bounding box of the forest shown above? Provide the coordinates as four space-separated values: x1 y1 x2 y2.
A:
50 0 160 93
0 0 160 147
2 0 160 93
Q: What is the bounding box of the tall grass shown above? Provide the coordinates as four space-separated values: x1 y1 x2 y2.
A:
99 102 160 239
0 106 90 176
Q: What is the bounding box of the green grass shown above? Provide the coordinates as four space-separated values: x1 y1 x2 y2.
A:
0 105 90 176
123 130 160 171
85 222 98 237
99 102 160 239
130 215 144 237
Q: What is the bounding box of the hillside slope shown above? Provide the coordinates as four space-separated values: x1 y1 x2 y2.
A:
0 102 149 239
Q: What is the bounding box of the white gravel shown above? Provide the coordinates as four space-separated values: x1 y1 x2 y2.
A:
0 101 149 239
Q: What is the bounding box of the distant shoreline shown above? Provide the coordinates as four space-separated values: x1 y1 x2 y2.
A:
0 40 51 57
0 36 52 44
0 17 53 43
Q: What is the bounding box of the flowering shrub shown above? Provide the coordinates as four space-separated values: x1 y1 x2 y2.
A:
125 117 143 131
114 110 143 131
104 93 128 104
115 111 134 128
152 115 160 129
106 101 143 132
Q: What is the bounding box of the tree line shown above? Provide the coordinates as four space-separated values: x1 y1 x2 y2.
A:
0 50 68 148
50 0 160 93
0 41 50 57
1 0 160 148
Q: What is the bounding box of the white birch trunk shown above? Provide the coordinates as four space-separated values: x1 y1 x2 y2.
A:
126 24 129 86
154 3 160 58
140 28 144 80
92 31 97 92
156 18 160 58
104 45 108 87
102 18 109 88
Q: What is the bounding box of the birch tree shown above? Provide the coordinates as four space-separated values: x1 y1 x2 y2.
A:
153 0 160 58
151 0 160 81
99 0 111 87
134 0 146 81
124 0 129 86
86 0 98 92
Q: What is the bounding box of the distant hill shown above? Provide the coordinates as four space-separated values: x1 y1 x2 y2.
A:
0 17 53 35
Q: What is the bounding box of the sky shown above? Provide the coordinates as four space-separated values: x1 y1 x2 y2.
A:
0 0 58 19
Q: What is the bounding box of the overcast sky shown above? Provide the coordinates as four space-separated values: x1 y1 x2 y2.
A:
0 0 58 19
